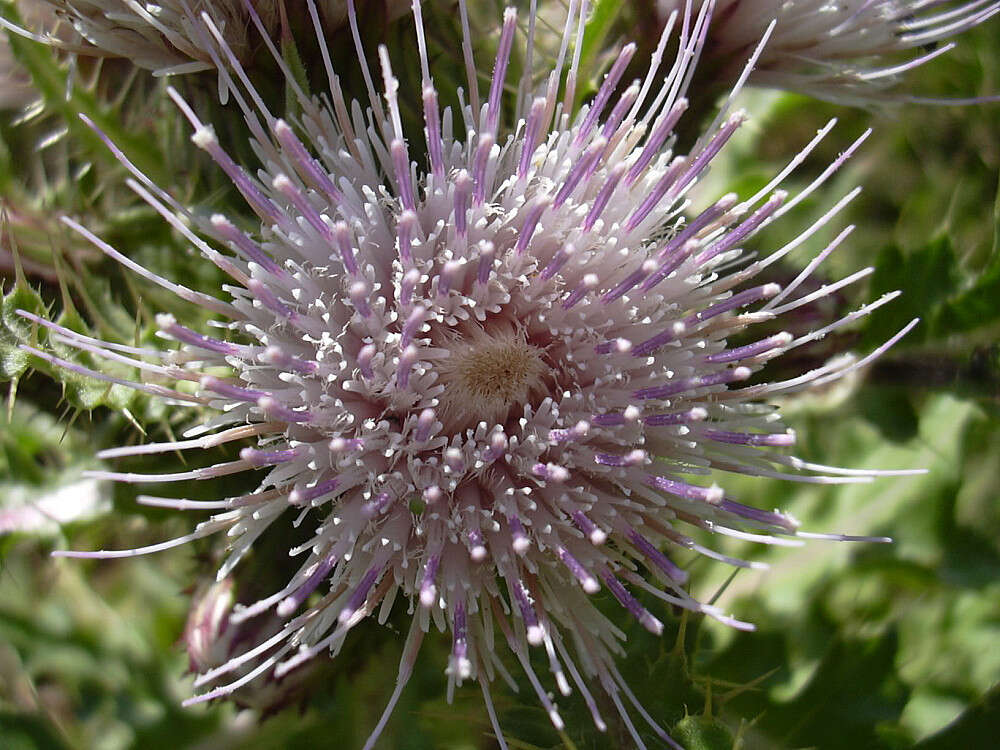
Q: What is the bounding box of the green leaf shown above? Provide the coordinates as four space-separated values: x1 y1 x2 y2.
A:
279 5 312 120
0 285 47 380
862 180 1000 341
1 283 137 411
912 683 1000 750
861 237 959 349
574 0 625 108
760 631 910 748
673 715 736 750
0 711 72 750
934 183 1000 334
854 386 919 443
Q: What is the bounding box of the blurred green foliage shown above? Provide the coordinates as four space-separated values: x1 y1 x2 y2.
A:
1 3 998 750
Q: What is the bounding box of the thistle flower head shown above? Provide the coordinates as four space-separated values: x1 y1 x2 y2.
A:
669 0 1000 104
21 0 270 75
0 43 32 110
0 1 60 109
25 1 408 76
185 579 320 714
29 1 920 746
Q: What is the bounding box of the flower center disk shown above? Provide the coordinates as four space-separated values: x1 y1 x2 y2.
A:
435 323 548 432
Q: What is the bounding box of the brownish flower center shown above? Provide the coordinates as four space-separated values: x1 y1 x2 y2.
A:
435 324 548 432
